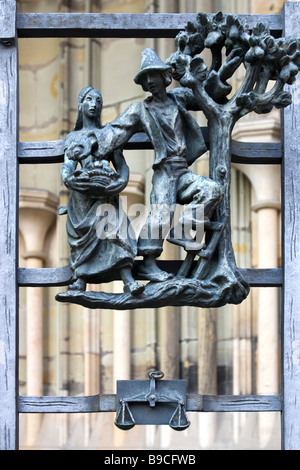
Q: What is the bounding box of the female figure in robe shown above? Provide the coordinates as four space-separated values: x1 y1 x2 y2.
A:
61 86 143 296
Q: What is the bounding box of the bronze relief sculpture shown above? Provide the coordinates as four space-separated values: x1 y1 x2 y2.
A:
56 12 300 310
60 86 144 296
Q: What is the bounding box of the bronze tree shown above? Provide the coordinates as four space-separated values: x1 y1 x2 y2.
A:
166 12 300 304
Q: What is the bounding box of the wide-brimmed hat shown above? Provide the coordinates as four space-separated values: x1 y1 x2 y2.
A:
134 48 172 85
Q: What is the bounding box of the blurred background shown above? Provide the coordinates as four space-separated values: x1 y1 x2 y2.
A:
17 0 286 449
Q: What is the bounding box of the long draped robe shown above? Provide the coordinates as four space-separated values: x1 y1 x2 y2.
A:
62 130 137 284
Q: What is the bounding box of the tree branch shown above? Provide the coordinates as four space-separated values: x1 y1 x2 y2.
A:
227 61 262 115
255 79 284 108
191 80 222 120
254 64 273 94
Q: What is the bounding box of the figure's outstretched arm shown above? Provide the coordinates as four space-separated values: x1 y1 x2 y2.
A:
90 103 143 158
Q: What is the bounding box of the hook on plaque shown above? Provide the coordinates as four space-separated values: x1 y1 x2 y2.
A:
145 370 164 407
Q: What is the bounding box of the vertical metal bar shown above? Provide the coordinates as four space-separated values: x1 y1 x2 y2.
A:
0 0 19 450
281 1 300 451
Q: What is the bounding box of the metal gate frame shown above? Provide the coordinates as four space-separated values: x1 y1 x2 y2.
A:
1 0 300 450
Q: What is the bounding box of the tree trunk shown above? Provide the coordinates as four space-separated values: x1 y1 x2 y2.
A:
198 113 250 304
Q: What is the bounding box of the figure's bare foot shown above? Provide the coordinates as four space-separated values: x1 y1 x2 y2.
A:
120 267 144 296
123 281 144 296
137 255 174 282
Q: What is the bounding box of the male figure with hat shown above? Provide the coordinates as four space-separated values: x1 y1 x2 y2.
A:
93 48 223 282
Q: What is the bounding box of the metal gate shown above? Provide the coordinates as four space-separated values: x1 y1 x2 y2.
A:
0 0 300 450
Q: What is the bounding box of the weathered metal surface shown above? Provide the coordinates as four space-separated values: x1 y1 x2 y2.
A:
0 1 16 43
18 134 282 165
281 1 300 451
0 0 19 451
58 74 224 307
18 394 116 413
16 12 283 39
18 393 281 414
238 268 283 287
55 12 300 310
230 140 282 164
60 87 145 296
1 2 300 450
192 395 282 412
115 372 190 430
18 265 72 286
18 265 283 288
162 11 300 311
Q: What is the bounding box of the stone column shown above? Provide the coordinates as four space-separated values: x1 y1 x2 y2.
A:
19 188 58 445
252 201 280 394
112 174 145 389
234 117 281 447
236 163 281 408
252 199 281 447
234 165 280 447
113 175 144 448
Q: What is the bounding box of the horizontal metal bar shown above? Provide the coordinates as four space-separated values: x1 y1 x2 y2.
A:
18 393 282 414
230 140 282 165
239 268 282 287
18 139 66 164
18 265 72 287
187 394 282 412
18 133 282 165
18 395 116 413
16 13 283 39
17 134 153 164
17 264 283 287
